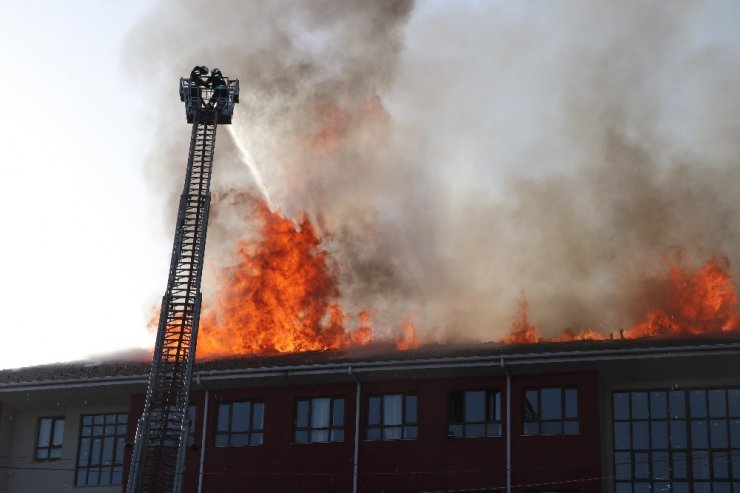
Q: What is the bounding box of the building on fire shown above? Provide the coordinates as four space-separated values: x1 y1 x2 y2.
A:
0 336 739 493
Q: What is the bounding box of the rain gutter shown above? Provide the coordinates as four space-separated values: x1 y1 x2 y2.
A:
196 373 209 493
349 366 361 493
190 342 740 382
504 361 512 493
3 342 740 391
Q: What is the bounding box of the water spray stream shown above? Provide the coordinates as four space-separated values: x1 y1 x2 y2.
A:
226 125 274 210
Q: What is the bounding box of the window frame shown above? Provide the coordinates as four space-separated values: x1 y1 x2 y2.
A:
186 404 197 448
523 387 579 436
294 396 345 444
214 400 265 447
35 416 65 461
366 393 418 441
448 389 502 438
75 412 128 487
612 387 740 493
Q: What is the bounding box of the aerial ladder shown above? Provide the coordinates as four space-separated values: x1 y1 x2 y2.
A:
127 67 239 493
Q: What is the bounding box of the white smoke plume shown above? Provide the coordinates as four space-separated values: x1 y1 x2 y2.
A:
125 1 740 342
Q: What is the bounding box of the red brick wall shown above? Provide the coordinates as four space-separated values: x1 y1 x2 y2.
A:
510 371 602 493
122 371 602 493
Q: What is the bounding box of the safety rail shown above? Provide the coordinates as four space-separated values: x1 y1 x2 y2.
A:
178 78 239 124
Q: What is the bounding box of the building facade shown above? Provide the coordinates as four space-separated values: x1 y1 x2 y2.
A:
0 337 738 492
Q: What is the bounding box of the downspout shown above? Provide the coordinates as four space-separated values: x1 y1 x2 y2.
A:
349 366 361 493
196 373 209 493
504 360 512 493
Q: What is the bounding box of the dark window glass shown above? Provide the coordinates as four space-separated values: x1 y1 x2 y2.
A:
75 413 127 486
711 419 729 448
714 482 731 493
564 389 578 419
614 392 630 420
670 420 687 449
670 391 686 419
692 420 709 448
294 397 344 443
215 400 264 447
615 483 631 493
563 421 579 435
634 452 649 478
691 390 708 418
217 404 229 431
731 419 740 447
368 397 381 425
448 390 501 438
693 483 708 493
693 450 710 480
713 450 730 479
296 400 309 428
614 388 740 492
523 387 578 436
651 421 668 449
672 451 687 478
541 388 562 420
253 402 264 430
232 402 250 432
614 422 631 450
187 405 197 447
632 421 649 449
632 392 648 419
334 399 345 426
650 391 667 419
36 417 64 460
652 450 669 479
729 390 740 417
615 451 631 480
635 483 650 493
405 395 417 424
524 390 538 420
366 393 417 441
465 391 485 422
709 390 727 417
732 451 740 476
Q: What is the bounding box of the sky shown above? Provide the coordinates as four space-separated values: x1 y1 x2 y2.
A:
0 1 163 368
2 1 740 369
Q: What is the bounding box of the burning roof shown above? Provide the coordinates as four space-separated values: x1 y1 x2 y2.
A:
4 336 740 387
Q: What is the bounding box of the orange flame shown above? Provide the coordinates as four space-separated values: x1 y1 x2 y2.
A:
396 321 420 350
192 97 419 357
196 194 353 358
626 254 739 337
501 297 541 344
351 311 374 346
195 193 424 358
501 254 740 344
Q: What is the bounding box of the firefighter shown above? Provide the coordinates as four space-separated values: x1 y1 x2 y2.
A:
207 68 227 109
189 65 209 106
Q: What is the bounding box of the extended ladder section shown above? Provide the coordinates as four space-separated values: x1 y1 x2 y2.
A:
127 72 239 493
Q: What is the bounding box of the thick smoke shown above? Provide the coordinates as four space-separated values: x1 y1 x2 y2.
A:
125 1 740 342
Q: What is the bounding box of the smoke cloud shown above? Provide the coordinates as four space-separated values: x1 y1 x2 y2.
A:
125 1 740 342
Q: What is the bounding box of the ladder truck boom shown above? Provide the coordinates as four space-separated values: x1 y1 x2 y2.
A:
127 67 239 493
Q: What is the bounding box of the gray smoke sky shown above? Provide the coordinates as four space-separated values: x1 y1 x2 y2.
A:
125 0 740 342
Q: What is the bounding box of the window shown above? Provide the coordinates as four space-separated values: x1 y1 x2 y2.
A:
215 401 264 447
187 404 197 448
367 394 417 440
523 387 579 435
295 397 344 443
448 390 502 438
613 388 740 493
75 413 127 487
36 417 64 460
